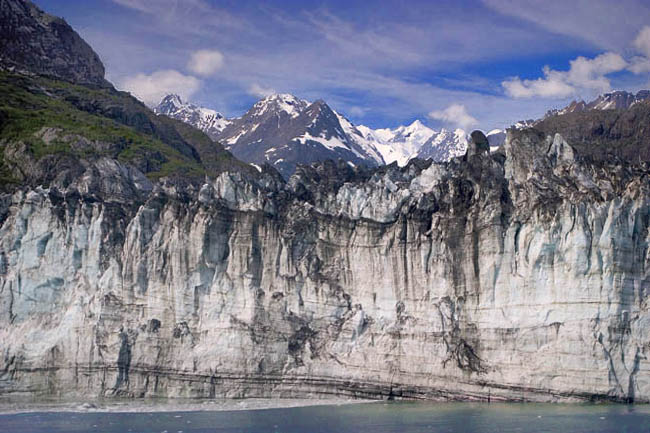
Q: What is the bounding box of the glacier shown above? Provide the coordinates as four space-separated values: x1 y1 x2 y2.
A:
1 130 650 403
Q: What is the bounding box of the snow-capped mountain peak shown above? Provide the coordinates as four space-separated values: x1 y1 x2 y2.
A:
154 94 230 139
415 128 469 162
251 93 309 119
157 94 184 112
207 95 387 177
355 119 435 166
394 120 435 142
588 90 650 110
332 111 385 165
155 92 492 177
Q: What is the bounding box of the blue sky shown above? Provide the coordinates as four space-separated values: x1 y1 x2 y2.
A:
36 0 650 131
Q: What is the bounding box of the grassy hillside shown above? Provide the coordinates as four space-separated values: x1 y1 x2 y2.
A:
0 71 254 189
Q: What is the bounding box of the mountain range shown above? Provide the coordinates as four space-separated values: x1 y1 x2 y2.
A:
155 94 506 177
157 88 650 177
544 90 650 118
534 90 650 162
156 89 650 178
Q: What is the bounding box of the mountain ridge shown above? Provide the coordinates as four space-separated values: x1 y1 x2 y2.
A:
154 94 231 139
0 0 110 87
155 94 501 176
545 89 650 118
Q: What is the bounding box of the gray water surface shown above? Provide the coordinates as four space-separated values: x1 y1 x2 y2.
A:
1 402 650 433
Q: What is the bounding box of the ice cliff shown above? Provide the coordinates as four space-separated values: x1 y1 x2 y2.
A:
2 129 650 403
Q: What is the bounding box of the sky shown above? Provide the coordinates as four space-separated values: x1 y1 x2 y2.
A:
36 0 650 131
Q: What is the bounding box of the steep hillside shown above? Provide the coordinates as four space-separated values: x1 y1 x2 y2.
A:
0 0 109 87
534 98 650 162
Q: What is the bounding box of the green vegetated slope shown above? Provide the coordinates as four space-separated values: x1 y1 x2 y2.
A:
0 71 254 191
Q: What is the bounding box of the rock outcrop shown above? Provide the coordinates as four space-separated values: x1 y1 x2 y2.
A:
1 126 650 403
532 98 650 164
0 0 110 87
465 130 490 159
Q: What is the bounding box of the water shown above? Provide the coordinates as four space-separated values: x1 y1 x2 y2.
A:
1 401 650 433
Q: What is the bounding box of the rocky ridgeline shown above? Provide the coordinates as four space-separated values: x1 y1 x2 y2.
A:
0 0 109 87
2 129 650 402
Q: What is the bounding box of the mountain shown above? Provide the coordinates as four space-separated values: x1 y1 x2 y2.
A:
4 0 650 405
154 94 231 139
0 0 109 87
545 90 650 118
211 94 383 178
359 124 504 164
509 89 650 163
415 128 468 161
356 120 435 165
331 111 385 165
587 90 650 110
534 93 650 163
155 94 488 174
154 92 390 178
0 2 255 193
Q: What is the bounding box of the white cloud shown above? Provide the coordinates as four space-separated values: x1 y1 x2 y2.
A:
187 49 224 76
481 0 650 52
119 70 201 106
634 25 650 57
566 53 627 89
629 26 650 73
111 0 245 32
248 83 276 98
502 52 627 98
428 104 478 131
502 67 575 98
347 106 366 117
629 57 650 74
111 0 154 13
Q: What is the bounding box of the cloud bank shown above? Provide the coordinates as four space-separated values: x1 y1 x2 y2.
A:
503 52 627 98
187 50 224 76
71 0 650 129
248 83 276 98
630 26 650 73
120 70 201 106
428 104 478 131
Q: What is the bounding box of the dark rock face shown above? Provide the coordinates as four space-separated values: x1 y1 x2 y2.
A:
533 90 650 164
465 130 490 159
0 0 109 87
534 99 650 163
545 90 650 118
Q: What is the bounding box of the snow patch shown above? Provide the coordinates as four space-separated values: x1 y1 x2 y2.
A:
295 132 348 151
356 120 435 166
